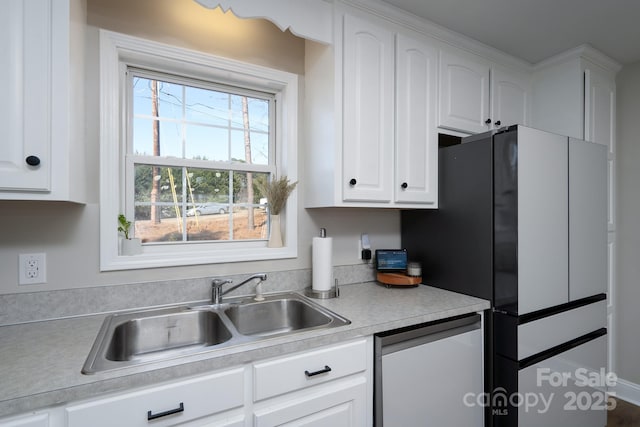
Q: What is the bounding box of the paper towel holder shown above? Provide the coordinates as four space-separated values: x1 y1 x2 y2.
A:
305 278 340 299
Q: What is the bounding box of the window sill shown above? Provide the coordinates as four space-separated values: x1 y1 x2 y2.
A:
101 244 297 271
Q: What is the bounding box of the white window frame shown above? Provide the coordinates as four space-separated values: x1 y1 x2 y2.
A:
99 30 298 271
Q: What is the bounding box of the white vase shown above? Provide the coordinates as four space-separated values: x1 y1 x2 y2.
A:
267 214 283 248
121 237 142 255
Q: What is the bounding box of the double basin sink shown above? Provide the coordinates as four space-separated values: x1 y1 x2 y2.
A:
82 292 350 374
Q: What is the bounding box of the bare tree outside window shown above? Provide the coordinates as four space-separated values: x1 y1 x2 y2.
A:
242 96 254 230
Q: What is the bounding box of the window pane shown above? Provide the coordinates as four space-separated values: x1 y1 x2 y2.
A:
133 118 185 157
132 118 153 155
133 78 183 120
131 74 271 164
185 86 229 126
185 125 229 161
133 164 269 243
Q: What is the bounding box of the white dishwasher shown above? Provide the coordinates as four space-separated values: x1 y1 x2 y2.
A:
374 313 484 427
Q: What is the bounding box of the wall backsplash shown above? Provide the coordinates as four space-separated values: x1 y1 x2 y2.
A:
0 264 376 326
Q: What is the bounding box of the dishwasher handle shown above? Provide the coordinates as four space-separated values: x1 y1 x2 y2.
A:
376 313 481 356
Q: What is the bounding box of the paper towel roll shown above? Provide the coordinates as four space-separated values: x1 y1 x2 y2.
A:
312 236 333 291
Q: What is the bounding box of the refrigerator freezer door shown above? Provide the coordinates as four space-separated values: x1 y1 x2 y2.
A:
517 335 607 427
569 139 608 301
517 299 607 360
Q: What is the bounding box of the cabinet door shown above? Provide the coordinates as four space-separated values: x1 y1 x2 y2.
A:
439 48 490 134
0 0 51 191
584 67 615 152
491 67 531 128
395 33 437 205
569 139 607 301
342 14 394 202
516 127 569 314
253 378 368 427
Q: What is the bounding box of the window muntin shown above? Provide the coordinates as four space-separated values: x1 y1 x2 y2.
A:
127 71 275 244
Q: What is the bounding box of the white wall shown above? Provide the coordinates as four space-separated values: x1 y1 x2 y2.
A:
0 1 401 294
615 61 640 384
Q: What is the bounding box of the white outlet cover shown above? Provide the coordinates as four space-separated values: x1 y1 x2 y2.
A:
19 253 47 285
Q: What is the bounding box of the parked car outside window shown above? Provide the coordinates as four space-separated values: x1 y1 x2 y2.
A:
186 203 229 216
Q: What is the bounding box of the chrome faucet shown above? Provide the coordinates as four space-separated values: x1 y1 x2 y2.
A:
211 273 267 304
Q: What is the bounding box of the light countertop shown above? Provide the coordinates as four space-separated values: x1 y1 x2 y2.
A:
0 282 489 418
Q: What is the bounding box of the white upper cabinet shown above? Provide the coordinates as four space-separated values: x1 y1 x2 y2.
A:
0 0 85 202
439 47 491 134
342 14 395 203
0 0 52 193
585 65 616 153
491 66 531 129
304 7 438 208
439 45 531 134
532 45 620 145
394 33 438 205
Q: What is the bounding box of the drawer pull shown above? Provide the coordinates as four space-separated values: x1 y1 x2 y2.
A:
305 365 332 378
147 402 184 421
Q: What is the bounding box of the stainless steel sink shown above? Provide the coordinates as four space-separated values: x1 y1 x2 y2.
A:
83 292 350 374
105 309 232 361
225 295 347 337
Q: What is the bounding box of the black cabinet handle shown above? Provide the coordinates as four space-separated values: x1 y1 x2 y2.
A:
25 156 41 166
495 120 501 126
349 178 357 186
484 118 492 125
401 182 408 189
147 402 184 421
305 365 332 377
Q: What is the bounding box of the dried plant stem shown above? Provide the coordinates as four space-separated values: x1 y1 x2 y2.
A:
258 176 298 215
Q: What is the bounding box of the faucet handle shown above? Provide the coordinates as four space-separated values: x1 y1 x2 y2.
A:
211 278 232 288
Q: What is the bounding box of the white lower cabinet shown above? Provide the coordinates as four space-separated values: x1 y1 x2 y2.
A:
252 338 371 427
66 368 245 427
253 378 367 427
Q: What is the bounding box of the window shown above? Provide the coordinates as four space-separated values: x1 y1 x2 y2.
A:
99 31 298 271
128 72 273 243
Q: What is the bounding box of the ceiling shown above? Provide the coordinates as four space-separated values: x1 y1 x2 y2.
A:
380 0 640 66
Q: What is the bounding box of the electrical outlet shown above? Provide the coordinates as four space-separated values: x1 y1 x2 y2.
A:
19 253 47 285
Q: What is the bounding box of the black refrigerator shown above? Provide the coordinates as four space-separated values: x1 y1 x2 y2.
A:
401 125 609 426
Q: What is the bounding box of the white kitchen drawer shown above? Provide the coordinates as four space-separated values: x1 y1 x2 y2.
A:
518 300 606 360
0 413 49 427
66 368 244 427
253 339 367 401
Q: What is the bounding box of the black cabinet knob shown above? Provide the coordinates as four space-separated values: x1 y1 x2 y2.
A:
401 182 408 189
495 120 501 126
25 156 41 166
485 118 492 125
349 178 357 186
